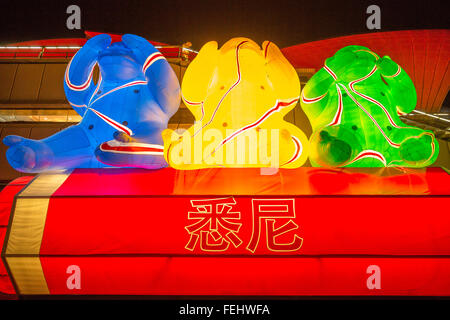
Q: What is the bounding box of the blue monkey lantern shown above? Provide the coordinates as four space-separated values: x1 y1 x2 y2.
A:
3 34 180 172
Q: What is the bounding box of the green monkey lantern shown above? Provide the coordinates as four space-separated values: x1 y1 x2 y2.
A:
300 45 439 167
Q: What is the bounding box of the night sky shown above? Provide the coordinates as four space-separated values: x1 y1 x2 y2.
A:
0 0 448 49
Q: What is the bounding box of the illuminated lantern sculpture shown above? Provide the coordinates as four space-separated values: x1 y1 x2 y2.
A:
3 34 180 172
163 38 309 169
300 45 438 167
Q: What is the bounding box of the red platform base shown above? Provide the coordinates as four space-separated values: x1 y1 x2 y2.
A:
1 167 449 296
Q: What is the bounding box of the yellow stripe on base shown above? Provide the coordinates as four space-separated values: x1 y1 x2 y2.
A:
5 257 49 295
4 171 72 295
6 198 51 255
19 170 73 197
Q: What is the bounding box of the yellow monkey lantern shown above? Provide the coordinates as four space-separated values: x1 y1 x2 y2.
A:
163 38 309 169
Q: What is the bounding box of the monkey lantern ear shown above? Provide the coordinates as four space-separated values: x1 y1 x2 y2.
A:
181 41 219 105
262 41 300 100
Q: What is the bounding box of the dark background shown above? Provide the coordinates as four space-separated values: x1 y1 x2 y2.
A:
0 0 448 49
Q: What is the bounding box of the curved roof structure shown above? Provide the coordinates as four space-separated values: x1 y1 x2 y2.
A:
282 30 450 113
0 30 197 61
